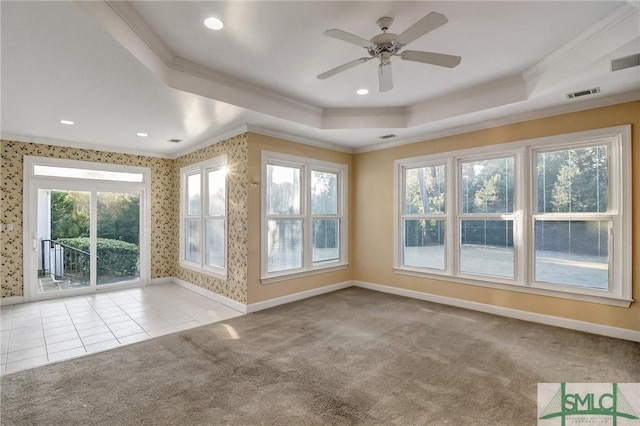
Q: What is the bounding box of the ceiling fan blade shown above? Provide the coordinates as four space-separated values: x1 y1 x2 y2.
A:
378 62 393 92
317 57 372 80
401 50 461 68
323 29 375 48
396 12 448 46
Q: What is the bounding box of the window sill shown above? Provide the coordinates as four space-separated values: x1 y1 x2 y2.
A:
179 262 227 281
393 267 632 308
261 263 349 285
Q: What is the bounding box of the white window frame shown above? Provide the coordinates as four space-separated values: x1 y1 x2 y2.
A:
399 160 449 271
261 151 348 284
394 126 632 307
179 155 227 280
456 152 521 282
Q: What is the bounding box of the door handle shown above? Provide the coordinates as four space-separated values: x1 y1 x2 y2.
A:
33 234 38 250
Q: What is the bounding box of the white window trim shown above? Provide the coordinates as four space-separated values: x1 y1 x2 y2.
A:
261 151 348 284
393 125 632 307
179 155 228 280
23 156 151 301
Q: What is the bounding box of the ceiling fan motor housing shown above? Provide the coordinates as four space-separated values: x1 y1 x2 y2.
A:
368 32 402 58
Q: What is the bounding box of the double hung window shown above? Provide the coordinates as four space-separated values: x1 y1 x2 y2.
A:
180 156 227 279
533 145 610 289
262 152 347 282
395 126 631 306
459 156 516 278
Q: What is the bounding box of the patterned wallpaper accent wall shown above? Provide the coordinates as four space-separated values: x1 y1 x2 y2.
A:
0 140 176 297
173 134 249 304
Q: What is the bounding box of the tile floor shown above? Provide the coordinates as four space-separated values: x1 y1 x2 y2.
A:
0 283 244 375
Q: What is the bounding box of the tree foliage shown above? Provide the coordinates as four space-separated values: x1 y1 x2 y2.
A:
538 145 607 213
404 146 608 254
51 191 90 239
51 191 140 244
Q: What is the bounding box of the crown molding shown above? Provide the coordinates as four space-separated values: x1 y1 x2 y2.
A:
0 133 172 159
354 92 640 154
4 93 636 160
245 125 354 154
169 125 249 159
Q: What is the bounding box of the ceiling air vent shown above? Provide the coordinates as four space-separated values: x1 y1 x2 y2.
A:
566 87 600 99
167 138 183 143
611 53 640 72
379 134 397 140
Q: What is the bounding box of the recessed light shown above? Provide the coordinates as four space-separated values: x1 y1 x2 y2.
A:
204 17 224 30
356 89 369 95
137 132 148 137
60 120 74 125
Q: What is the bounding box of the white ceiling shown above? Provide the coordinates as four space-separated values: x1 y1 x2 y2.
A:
1 1 639 157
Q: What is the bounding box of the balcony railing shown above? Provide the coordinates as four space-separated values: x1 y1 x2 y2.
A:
40 239 91 285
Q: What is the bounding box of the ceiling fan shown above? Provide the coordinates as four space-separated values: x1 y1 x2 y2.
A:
317 12 461 92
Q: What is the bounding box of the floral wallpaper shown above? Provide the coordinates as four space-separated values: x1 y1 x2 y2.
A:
1 135 248 304
173 134 249 304
0 140 176 297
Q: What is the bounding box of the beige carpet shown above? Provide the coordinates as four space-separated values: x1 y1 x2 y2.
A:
1 287 638 425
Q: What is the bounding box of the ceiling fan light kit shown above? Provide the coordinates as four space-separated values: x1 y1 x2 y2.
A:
318 12 461 92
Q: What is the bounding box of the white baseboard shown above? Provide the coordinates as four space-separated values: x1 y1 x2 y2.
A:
5 276 635 342
0 296 25 306
246 281 353 313
353 280 640 343
168 278 248 314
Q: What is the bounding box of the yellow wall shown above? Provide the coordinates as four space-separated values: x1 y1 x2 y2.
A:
353 101 640 331
246 133 354 304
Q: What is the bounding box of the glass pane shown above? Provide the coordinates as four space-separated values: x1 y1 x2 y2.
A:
97 192 140 285
403 219 445 270
33 165 143 182
535 220 609 289
205 219 225 268
536 145 608 213
187 173 201 216
267 165 300 215
405 164 445 214
207 168 226 216
460 220 514 278
185 219 200 263
461 157 514 214
311 171 338 214
313 219 339 263
38 190 91 292
267 219 302 272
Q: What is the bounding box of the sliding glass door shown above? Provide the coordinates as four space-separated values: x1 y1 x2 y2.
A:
25 157 150 300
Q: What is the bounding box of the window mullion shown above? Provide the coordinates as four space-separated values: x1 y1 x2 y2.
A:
200 171 206 269
304 165 313 269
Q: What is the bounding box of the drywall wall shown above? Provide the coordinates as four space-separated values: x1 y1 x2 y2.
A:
353 101 640 331
246 133 354 304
